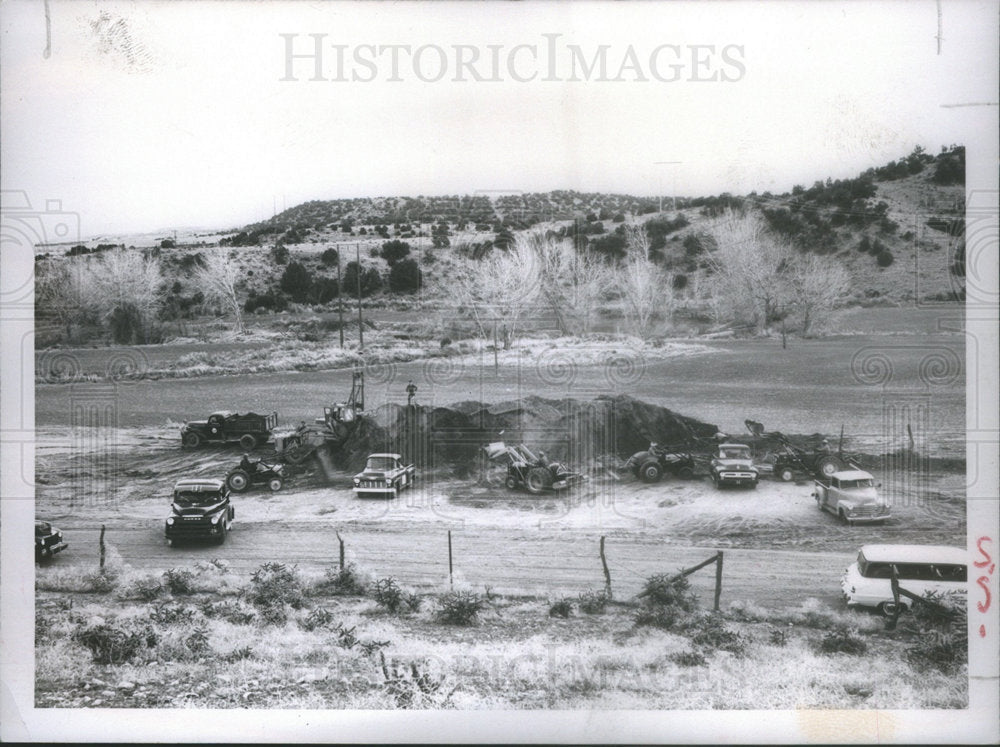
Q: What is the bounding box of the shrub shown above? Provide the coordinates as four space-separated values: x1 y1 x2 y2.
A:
162 568 196 595
671 649 707 667
819 628 868 655
876 249 894 267
199 600 256 625
224 646 255 662
689 614 748 657
73 621 158 665
320 247 339 266
388 258 423 293
437 590 486 626
149 603 195 625
380 240 411 265
315 563 368 596
549 598 573 618
245 562 306 612
372 577 405 613
898 590 967 674
578 589 610 614
640 574 697 612
300 607 336 632
280 261 312 302
185 625 211 655
271 245 289 264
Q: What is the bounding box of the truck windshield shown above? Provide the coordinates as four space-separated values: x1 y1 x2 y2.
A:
365 457 398 471
841 479 874 489
721 448 749 459
174 491 224 507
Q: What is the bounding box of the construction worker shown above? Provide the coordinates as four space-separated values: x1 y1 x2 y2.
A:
406 380 417 406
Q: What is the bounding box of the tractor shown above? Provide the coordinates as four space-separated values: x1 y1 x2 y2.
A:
483 441 584 495
744 419 849 481
273 369 365 465
625 441 699 483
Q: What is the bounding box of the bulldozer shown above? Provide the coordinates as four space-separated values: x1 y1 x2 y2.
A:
273 369 365 465
483 441 585 494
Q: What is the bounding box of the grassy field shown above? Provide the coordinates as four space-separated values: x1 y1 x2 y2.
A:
35 558 967 710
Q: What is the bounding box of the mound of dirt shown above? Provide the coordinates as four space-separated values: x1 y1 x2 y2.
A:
330 394 718 472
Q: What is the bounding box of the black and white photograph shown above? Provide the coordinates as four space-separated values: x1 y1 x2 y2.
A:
1 0 998 742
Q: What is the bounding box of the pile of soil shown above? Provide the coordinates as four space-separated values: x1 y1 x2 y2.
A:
330 394 719 472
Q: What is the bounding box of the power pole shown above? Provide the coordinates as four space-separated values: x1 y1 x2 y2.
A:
337 250 344 347
356 243 364 350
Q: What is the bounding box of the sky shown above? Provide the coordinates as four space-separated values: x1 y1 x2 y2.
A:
1 0 997 239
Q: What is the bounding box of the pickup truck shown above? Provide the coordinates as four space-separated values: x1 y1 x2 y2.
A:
35 520 68 561
165 478 235 545
812 469 890 525
353 453 416 498
710 443 759 488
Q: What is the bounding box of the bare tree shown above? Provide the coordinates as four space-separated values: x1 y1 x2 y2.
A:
194 248 245 333
701 210 788 333
530 233 611 335
785 253 852 336
89 248 164 343
449 237 541 349
615 223 673 339
35 259 97 342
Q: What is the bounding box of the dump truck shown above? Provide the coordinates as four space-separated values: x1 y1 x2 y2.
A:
181 411 277 450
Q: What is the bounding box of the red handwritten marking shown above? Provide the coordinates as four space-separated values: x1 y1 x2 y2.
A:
973 536 993 569
977 576 992 613
980 625 987 638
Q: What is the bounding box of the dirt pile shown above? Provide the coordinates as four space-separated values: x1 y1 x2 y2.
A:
331 395 718 472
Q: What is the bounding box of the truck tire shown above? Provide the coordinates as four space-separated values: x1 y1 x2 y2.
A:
505 476 519 490
182 432 201 448
878 601 905 617
815 456 843 479
639 460 663 483
525 467 550 495
778 466 795 482
268 477 283 492
676 465 695 480
216 521 228 545
227 469 251 493
239 434 258 450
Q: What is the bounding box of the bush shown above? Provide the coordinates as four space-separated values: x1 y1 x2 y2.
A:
315 563 368 596
388 258 423 293
300 607 337 632
244 562 306 613
380 240 411 265
689 614 748 657
876 249 894 267
671 649 707 667
199 600 256 625
271 245 289 264
162 568 196 595
549 598 573 618
320 247 339 266
372 577 404 613
436 590 486 626
343 261 383 297
898 590 967 674
640 574 697 612
577 589 610 614
819 628 868 655
244 289 288 313
149 603 195 625
280 261 312 302
73 621 158 665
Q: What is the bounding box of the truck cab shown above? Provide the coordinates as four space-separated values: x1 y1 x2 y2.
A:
813 469 890 524
710 443 758 488
353 453 415 498
165 478 234 545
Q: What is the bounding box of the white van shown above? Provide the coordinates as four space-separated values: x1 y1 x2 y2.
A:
841 544 966 616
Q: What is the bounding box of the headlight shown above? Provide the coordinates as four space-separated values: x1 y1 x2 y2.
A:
166 517 175 525
353 478 360 485
211 514 221 524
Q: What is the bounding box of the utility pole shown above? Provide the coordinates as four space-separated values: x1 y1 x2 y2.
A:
356 243 364 350
654 161 683 213
337 250 344 347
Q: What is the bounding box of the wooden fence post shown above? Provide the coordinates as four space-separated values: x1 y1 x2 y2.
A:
713 551 724 611
600 536 613 599
336 531 345 570
99 524 106 572
448 530 454 589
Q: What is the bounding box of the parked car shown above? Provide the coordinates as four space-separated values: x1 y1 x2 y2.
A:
165 478 234 545
226 456 284 493
710 443 758 488
813 470 890 524
841 544 967 616
35 520 68 561
353 453 415 498
180 411 278 450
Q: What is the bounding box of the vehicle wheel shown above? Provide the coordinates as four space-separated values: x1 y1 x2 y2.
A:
525 467 549 495
838 509 849 524
676 465 695 480
816 456 844 479
268 477 283 492
216 522 227 545
505 476 519 490
284 445 309 465
182 432 201 448
239 434 258 450
878 601 905 617
166 538 174 547
227 469 250 493
778 467 795 482
639 460 663 483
